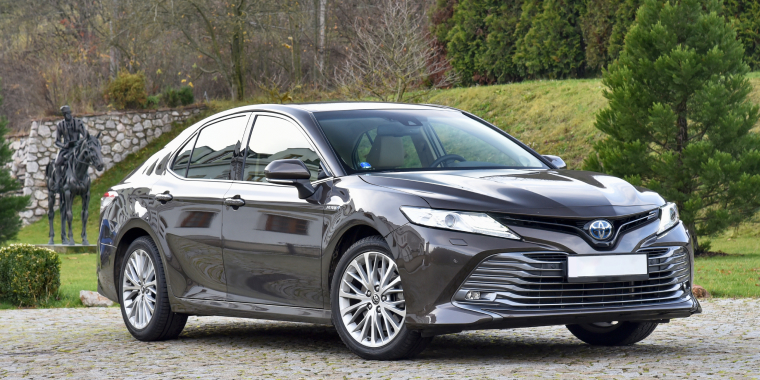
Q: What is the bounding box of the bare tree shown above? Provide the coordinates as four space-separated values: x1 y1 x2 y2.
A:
337 0 454 102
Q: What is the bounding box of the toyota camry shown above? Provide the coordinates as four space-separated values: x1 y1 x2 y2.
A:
97 102 700 360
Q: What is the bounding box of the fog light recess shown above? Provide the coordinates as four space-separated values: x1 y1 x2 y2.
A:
465 291 481 300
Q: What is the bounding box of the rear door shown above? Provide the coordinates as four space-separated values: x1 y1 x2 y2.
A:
222 114 325 308
152 113 250 300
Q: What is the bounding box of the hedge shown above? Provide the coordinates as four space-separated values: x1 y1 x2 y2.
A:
0 244 61 306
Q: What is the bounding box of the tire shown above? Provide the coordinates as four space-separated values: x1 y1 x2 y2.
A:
119 236 187 341
331 235 432 360
566 321 658 346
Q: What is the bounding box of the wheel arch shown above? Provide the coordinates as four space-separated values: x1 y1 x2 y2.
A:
113 218 168 294
326 223 385 293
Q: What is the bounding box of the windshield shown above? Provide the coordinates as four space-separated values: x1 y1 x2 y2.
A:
314 109 547 173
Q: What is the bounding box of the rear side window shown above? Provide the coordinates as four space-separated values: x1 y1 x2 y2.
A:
243 116 321 182
185 114 249 180
171 138 196 177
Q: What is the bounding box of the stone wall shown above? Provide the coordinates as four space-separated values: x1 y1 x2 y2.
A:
8 106 204 225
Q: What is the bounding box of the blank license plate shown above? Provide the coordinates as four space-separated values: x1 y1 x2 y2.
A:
567 254 648 283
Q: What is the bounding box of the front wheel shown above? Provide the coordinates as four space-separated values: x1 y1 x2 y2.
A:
331 236 432 360
119 236 187 341
566 321 658 346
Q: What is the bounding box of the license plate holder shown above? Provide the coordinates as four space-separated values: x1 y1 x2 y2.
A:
567 254 649 283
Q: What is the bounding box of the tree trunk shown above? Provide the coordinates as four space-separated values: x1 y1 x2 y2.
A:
317 0 327 82
687 222 701 254
231 0 246 100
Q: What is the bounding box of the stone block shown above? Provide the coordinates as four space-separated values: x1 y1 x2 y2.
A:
172 111 179 116
109 130 117 138
131 146 139 153
121 139 131 149
120 116 130 124
38 123 52 137
155 129 163 138
28 199 37 209
133 123 143 132
24 177 34 188
132 138 138 145
113 153 122 163
101 145 111 154
136 132 145 138
139 140 147 149
34 208 46 216
29 144 38 153
33 171 45 180
112 143 124 153
39 200 49 209
117 123 125 132
106 120 115 130
80 290 113 307
34 180 46 188
27 161 39 173
153 119 163 127
42 138 52 148
146 129 154 137
132 114 141 123
34 189 46 200
39 157 49 166
116 133 125 142
144 120 152 129
102 135 114 144
96 123 105 130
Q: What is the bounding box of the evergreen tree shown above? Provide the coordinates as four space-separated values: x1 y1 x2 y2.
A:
606 0 644 64
724 0 760 70
0 78 30 245
513 0 586 79
581 0 643 70
444 0 492 85
583 0 760 252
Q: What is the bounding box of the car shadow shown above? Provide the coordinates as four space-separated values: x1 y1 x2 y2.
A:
176 320 687 362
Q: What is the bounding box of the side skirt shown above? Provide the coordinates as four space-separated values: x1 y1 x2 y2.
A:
170 297 333 325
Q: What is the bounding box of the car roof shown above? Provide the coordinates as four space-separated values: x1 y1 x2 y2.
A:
215 101 460 115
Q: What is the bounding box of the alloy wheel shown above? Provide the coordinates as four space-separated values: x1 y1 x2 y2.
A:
122 249 157 329
338 251 406 348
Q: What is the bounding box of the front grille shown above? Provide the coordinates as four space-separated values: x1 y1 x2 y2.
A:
495 210 658 249
456 248 689 312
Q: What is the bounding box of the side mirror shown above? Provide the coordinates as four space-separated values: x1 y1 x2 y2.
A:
265 159 316 199
543 155 567 169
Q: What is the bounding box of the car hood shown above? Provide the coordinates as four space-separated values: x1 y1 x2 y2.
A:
359 169 664 218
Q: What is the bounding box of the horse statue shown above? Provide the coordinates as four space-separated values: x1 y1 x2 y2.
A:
45 131 105 245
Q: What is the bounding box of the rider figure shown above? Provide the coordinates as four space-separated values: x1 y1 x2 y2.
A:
54 105 86 179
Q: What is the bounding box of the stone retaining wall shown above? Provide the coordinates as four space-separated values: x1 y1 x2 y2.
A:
8 106 204 225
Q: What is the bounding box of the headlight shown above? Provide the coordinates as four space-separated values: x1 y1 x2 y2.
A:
399 206 521 240
657 202 679 235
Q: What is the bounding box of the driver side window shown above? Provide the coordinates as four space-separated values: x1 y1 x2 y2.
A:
243 116 321 182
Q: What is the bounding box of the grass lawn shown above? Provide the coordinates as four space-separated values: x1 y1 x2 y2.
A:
0 253 99 309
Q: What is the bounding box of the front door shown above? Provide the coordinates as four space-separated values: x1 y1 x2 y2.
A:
153 113 250 300
222 114 325 308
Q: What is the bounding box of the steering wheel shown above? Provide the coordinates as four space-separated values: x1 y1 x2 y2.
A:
429 154 466 168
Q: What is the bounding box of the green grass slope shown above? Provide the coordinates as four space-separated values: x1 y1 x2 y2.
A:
425 76 760 169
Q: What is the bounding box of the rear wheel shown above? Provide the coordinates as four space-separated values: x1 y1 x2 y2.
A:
331 236 432 360
119 236 187 341
566 321 658 346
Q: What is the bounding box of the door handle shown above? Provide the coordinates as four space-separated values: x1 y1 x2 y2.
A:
155 192 173 203
223 196 245 209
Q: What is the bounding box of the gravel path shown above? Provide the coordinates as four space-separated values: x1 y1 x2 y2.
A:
1 299 758 379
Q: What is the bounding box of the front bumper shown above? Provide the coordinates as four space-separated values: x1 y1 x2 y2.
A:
389 221 700 336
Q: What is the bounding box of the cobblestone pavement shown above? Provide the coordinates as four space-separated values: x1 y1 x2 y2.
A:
1 299 758 379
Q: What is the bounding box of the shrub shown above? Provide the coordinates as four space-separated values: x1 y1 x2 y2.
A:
105 70 148 110
146 95 160 109
0 244 61 306
162 88 181 108
178 86 195 106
